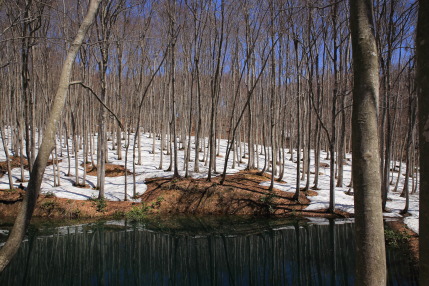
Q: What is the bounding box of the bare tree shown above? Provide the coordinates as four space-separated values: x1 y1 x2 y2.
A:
0 0 101 272
0 125 13 189
166 0 180 178
94 0 124 198
417 0 429 284
207 0 226 181
350 0 386 284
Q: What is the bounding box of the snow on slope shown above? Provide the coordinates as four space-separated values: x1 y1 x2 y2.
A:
0 130 419 233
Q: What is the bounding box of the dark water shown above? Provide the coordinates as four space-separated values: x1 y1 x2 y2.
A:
0 216 418 285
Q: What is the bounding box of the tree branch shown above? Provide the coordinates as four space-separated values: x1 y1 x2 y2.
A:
72 81 124 130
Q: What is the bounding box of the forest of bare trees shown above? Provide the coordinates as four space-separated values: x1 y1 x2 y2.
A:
0 0 426 282
0 0 419 206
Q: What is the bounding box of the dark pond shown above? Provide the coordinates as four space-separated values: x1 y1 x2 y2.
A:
0 216 418 285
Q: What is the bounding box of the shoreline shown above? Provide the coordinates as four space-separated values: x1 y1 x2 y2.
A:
1 170 419 265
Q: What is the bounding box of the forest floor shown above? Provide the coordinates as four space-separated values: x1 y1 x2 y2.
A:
0 170 350 219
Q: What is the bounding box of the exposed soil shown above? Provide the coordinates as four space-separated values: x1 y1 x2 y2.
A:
0 188 137 219
82 162 132 177
47 158 62 166
140 170 350 218
0 188 25 203
0 156 28 178
0 156 60 178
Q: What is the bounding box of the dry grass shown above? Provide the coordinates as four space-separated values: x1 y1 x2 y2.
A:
82 163 132 177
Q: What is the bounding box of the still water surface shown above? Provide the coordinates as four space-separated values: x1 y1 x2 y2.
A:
0 216 418 285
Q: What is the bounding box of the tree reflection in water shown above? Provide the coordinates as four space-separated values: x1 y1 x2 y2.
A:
0 217 418 285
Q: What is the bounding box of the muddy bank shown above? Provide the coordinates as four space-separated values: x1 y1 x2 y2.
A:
0 188 137 219
386 220 419 266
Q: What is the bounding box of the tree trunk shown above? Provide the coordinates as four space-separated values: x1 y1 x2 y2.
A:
0 0 101 272
350 0 386 284
329 0 339 214
416 0 429 284
401 91 416 215
169 26 179 177
293 38 301 200
0 126 14 190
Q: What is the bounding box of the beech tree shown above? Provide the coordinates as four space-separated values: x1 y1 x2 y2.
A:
0 126 13 189
0 0 101 272
417 0 429 284
94 0 125 199
350 0 386 284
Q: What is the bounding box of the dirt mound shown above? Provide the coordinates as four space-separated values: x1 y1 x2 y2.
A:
0 156 28 178
0 156 62 177
0 188 25 203
140 171 328 217
82 163 132 177
0 171 347 219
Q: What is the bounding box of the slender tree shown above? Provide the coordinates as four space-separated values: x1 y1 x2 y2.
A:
0 0 101 272
0 125 13 189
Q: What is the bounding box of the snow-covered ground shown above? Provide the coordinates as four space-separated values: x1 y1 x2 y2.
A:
260 156 419 234
0 130 419 233
0 131 246 202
